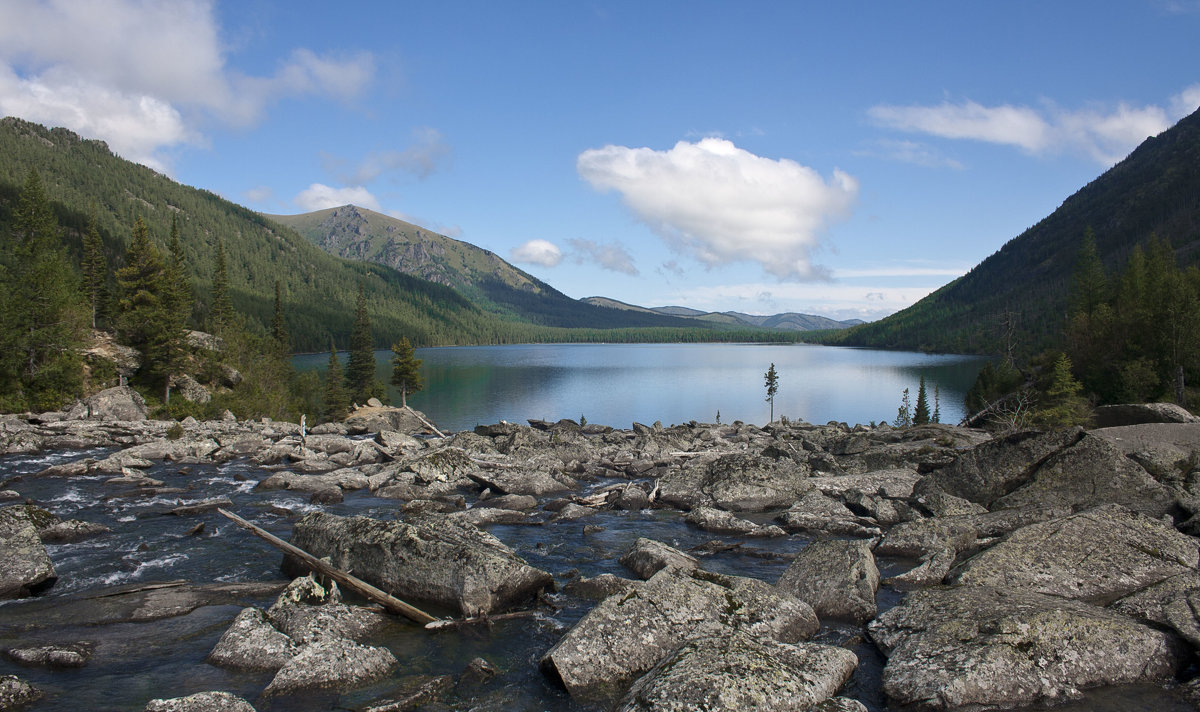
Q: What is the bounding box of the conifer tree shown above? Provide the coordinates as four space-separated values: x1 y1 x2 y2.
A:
932 384 941 424
346 284 381 404
81 212 108 329
764 363 779 423
211 237 234 332
893 388 912 427
390 337 423 407
913 376 931 424
115 217 176 401
4 169 86 409
323 339 348 422
272 280 289 352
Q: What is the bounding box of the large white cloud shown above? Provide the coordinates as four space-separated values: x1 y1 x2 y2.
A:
294 183 382 212
566 238 638 275
869 87 1200 166
577 138 858 280
511 239 563 267
0 0 374 169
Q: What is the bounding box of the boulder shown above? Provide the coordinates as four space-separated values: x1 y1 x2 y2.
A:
5 643 92 668
807 468 920 499
346 405 435 434
948 504 1200 604
775 539 879 622
76 385 149 421
1093 402 1200 427
144 691 255 712
0 675 42 709
467 465 574 496
0 505 57 599
1110 571 1200 642
917 428 1082 505
657 454 812 512
868 585 1189 710
286 511 553 616
776 491 881 538
619 538 701 579
540 566 818 705
208 606 296 672
172 373 211 404
876 506 1069 559
685 506 786 537
990 433 1176 517
263 636 396 696
616 624 857 712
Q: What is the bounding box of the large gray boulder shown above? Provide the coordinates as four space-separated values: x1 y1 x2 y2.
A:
948 504 1199 604
991 433 1176 516
684 506 786 537
73 385 149 421
868 585 1188 710
286 511 553 616
917 428 1082 505
776 490 881 538
207 607 297 671
540 566 818 705
775 539 879 622
264 636 396 697
616 624 857 712
1093 402 1200 427
0 675 42 709
619 538 699 579
657 454 812 512
876 505 1070 559
143 691 255 712
0 505 57 599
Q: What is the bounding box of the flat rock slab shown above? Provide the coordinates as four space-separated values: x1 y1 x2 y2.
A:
657 454 813 512
876 506 1070 559
948 503 1199 604
617 625 858 712
619 537 699 579
144 691 256 712
287 511 553 616
684 506 786 537
868 585 1189 711
0 505 57 599
541 567 818 705
807 468 920 499
919 429 1081 505
776 539 879 622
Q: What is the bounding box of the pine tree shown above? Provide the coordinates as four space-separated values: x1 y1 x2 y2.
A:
346 284 381 404
893 388 912 427
210 237 234 332
115 217 175 400
81 212 108 329
932 384 941 424
323 339 348 422
390 337 423 407
913 376 931 424
271 280 289 352
1032 354 1090 428
4 169 86 409
764 363 779 423
1068 228 1108 317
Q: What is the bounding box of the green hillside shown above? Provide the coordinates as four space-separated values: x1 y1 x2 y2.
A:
269 205 706 330
830 106 1200 356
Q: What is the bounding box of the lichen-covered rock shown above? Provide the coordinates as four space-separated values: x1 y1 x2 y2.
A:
207 607 297 672
875 505 1071 559
775 539 878 622
991 433 1176 517
948 504 1199 604
540 566 818 705
263 637 396 696
0 675 42 709
143 690 255 712
1093 402 1200 427
0 505 57 599
685 506 786 537
917 428 1082 505
868 585 1189 711
657 454 812 512
286 511 553 616
77 385 149 421
776 490 881 538
616 625 857 712
5 643 92 668
807 468 920 499
619 538 700 579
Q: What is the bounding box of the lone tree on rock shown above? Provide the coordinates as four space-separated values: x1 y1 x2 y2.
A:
390 337 424 407
764 363 779 423
913 375 931 425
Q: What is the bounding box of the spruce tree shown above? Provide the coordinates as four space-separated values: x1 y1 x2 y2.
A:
115 217 174 400
323 339 349 422
390 337 423 407
211 237 234 332
6 169 86 409
346 284 381 404
763 363 779 423
272 280 289 352
893 388 912 427
913 376 931 424
81 212 108 329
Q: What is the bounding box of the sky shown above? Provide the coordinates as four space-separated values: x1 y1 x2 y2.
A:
2 1 1199 322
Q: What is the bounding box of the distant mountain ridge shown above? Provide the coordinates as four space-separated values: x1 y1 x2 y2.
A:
583 296 862 331
832 105 1200 355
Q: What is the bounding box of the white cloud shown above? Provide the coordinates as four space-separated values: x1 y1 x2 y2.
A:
855 139 964 169
0 0 374 169
566 238 638 275
323 127 451 184
293 183 382 212
868 92 1200 166
243 185 275 203
666 280 940 322
577 138 857 280
511 239 563 267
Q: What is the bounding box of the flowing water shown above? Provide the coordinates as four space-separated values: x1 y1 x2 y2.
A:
2 444 1195 711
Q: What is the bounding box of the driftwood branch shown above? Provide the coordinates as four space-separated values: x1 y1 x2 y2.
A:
217 508 439 626
424 609 539 631
405 406 447 438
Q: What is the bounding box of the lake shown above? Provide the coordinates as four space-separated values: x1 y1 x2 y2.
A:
295 343 990 432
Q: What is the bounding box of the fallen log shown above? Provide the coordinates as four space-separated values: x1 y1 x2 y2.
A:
424 609 539 631
217 507 439 626
405 406 447 438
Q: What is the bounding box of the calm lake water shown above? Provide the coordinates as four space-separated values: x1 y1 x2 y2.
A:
295 343 990 432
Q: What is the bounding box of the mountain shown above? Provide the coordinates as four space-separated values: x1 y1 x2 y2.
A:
582 297 862 331
831 105 1200 356
268 206 704 330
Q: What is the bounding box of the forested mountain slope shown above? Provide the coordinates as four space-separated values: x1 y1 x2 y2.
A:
831 106 1200 356
582 297 862 331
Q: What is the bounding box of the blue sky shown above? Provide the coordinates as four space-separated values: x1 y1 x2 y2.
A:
2 1 1199 321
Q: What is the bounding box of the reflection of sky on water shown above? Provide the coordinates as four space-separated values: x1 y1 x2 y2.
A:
295 343 989 432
